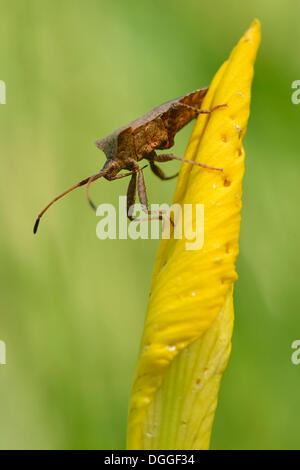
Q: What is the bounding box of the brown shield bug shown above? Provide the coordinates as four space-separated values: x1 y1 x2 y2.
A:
33 88 226 233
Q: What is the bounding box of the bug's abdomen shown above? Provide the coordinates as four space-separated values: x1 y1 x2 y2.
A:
182 88 207 110
163 88 207 145
133 117 169 159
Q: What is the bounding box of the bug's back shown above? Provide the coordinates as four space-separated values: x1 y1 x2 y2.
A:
131 88 208 157
169 87 208 137
129 87 208 133
95 88 208 160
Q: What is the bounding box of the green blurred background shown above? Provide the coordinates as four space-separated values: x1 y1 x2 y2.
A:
0 0 299 450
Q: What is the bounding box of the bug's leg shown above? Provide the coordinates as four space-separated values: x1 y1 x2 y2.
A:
125 163 165 223
126 172 137 221
153 152 223 172
86 165 148 210
107 165 148 181
137 166 148 211
178 102 227 114
145 152 178 180
149 160 178 180
109 166 148 220
150 161 179 180
133 166 174 226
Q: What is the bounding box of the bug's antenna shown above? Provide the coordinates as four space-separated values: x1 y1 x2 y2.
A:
33 170 107 234
85 172 105 211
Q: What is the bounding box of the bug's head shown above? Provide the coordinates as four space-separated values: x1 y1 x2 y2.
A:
95 133 118 160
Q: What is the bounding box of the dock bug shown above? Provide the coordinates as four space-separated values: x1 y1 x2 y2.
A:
34 88 226 233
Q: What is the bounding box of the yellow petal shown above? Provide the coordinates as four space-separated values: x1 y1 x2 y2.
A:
127 20 261 450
